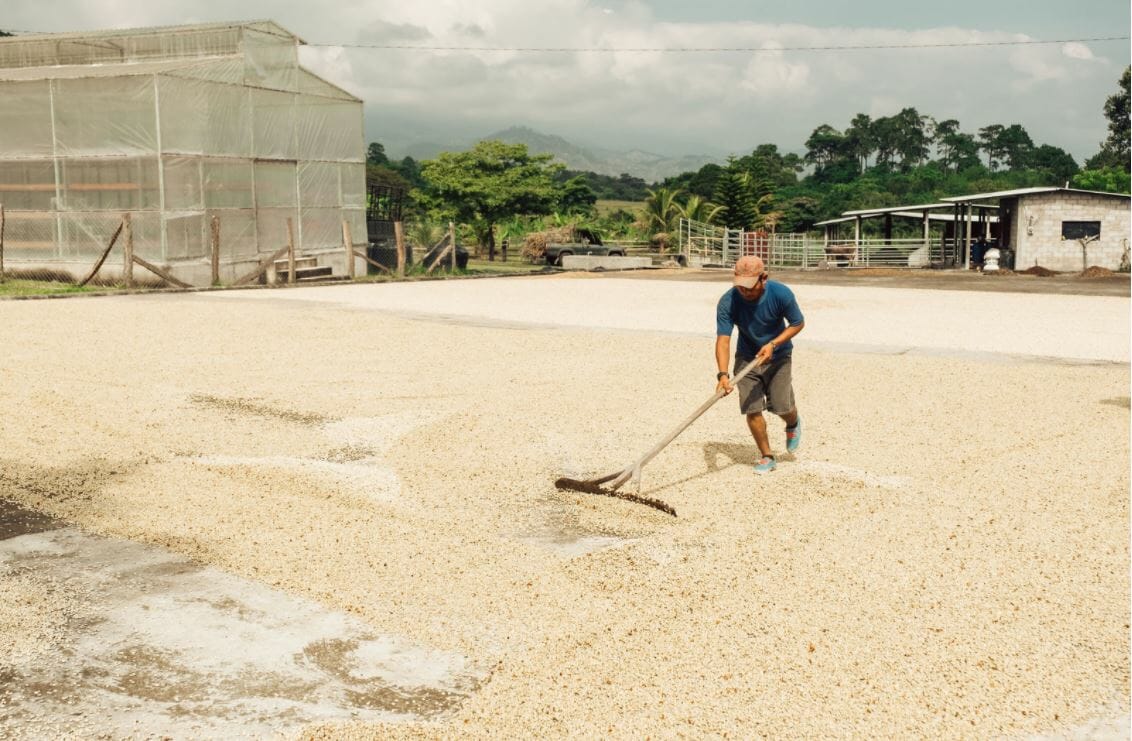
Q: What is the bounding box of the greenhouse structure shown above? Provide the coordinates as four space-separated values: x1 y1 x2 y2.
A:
0 21 366 285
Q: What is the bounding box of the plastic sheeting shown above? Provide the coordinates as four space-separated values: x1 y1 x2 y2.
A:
0 22 364 271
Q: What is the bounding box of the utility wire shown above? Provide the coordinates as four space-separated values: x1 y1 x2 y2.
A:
311 36 1128 52
4 28 1124 52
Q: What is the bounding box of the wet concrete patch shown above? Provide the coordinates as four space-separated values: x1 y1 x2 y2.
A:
0 513 480 738
517 495 628 557
0 499 61 540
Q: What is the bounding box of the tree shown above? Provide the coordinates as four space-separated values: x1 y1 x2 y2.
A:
1086 66 1131 172
778 196 821 233
734 144 803 201
870 116 900 169
678 194 724 224
934 120 982 172
557 176 598 215
803 124 846 170
642 187 684 236
366 142 390 166
712 164 757 230
1027 145 1078 184
997 124 1035 170
896 107 932 170
365 163 411 193
978 124 1007 170
1071 167 1131 193
843 114 875 171
420 140 562 260
394 156 425 189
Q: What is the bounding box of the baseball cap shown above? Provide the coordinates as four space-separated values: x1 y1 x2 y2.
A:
733 255 766 289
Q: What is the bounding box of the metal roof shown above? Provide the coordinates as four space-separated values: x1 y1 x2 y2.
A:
940 187 1131 203
815 211 999 227
841 203 952 216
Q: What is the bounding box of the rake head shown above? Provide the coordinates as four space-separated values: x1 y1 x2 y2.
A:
554 477 676 517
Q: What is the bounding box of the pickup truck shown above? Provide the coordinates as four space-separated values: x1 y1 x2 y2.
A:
544 229 625 266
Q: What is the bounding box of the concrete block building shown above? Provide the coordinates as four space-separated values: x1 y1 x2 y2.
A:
944 187 1131 272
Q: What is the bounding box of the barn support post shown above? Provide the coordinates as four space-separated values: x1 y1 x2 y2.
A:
922 212 929 258
854 217 861 267
964 203 972 270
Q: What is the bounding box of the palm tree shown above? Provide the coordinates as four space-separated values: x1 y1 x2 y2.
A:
642 187 684 235
678 195 724 224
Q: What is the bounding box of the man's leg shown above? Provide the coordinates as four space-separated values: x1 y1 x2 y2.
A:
764 359 800 451
746 412 773 457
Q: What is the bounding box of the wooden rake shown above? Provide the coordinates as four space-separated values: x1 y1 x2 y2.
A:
555 357 765 516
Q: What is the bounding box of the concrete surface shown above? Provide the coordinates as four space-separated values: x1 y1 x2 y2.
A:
0 501 481 739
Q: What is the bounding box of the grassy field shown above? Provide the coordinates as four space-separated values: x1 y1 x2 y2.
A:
0 278 104 298
595 199 644 216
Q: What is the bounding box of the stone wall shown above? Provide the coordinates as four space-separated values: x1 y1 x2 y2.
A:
1014 192 1130 272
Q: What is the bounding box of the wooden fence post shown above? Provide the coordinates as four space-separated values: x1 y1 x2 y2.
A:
123 213 134 289
394 220 405 278
343 220 355 280
210 215 220 286
449 221 456 271
286 217 296 285
0 204 6 283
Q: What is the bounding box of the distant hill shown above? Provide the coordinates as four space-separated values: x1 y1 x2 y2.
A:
399 126 719 183
485 126 718 183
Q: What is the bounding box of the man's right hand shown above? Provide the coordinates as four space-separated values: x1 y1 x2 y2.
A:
716 375 734 395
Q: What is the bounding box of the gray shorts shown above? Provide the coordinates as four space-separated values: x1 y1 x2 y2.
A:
734 355 795 416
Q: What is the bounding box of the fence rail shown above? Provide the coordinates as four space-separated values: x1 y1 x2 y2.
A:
0 206 375 290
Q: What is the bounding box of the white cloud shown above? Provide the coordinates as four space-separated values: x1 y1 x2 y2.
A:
1061 42 1095 61
3 0 1121 164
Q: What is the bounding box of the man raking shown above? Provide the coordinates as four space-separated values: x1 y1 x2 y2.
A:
715 255 805 474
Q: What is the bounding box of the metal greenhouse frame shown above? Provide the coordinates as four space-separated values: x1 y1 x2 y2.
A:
0 21 366 286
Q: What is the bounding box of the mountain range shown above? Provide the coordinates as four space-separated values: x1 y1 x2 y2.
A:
397 126 720 183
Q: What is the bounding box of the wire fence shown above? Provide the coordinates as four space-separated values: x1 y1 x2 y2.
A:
678 218 961 270
0 205 446 290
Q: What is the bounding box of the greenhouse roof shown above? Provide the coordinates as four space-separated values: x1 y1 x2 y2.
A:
0 20 302 48
0 21 303 70
0 56 241 81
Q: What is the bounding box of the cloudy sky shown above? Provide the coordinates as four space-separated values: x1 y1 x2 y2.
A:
5 1 1130 165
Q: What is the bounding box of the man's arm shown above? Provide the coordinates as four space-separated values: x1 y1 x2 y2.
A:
715 335 734 394
755 320 805 366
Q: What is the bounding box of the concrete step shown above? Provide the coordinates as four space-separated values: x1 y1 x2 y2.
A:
276 265 334 282
274 256 318 270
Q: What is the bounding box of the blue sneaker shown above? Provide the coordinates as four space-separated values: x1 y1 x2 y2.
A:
786 418 802 453
754 455 777 474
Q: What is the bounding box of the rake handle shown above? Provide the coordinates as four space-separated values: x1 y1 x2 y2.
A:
608 356 764 490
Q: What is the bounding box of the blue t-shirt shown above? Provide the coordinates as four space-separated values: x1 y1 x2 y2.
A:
716 281 804 359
